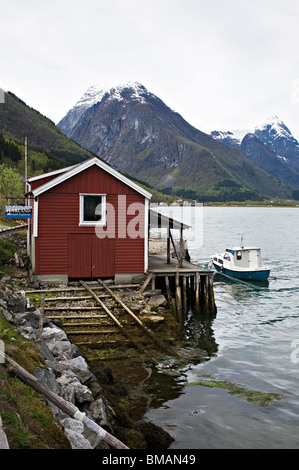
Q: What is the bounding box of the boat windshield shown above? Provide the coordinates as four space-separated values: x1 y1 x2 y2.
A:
224 253 231 261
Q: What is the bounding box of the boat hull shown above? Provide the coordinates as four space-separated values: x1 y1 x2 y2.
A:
213 263 270 281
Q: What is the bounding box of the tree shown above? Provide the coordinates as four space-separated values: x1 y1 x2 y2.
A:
0 164 24 210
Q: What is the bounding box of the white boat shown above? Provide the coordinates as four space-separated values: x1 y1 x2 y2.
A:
211 243 270 281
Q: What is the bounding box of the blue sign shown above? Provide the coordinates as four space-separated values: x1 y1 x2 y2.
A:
5 205 32 219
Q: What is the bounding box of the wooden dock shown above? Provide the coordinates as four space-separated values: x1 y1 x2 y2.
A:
141 255 216 319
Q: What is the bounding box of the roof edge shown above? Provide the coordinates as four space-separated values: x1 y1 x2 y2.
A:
31 157 152 199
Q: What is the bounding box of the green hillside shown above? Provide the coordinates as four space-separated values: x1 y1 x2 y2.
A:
0 91 170 203
0 92 94 179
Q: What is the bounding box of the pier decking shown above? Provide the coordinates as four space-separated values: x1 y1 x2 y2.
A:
148 254 208 273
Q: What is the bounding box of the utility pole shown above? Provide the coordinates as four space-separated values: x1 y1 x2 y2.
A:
24 137 28 190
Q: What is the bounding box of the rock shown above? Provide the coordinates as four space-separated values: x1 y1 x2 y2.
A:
47 356 93 384
33 367 60 394
137 421 174 449
0 305 12 322
57 371 94 405
61 417 84 434
147 295 167 308
40 326 73 357
69 344 83 359
11 312 28 327
37 342 55 362
27 309 50 329
3 292 26 313
57 375 75 404
86 397 113 432
143 315 164 324
126 301 144 313
41 326 68 343
143 289 162 297
49 340 74 358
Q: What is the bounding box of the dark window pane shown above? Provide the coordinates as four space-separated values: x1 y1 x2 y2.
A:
84 195 102 221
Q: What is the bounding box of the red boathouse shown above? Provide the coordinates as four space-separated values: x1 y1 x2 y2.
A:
27 157 152 284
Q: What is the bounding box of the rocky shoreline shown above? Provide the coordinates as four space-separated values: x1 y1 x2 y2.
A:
0 233 178 449
0 280 177 449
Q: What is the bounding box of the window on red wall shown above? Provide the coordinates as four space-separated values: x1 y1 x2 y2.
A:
79 194 106 226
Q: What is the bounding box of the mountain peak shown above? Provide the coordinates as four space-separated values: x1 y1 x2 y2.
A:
210 130 241 148
254 116 295 142
58 81 159 136
253 115 299 170
74 81 151 110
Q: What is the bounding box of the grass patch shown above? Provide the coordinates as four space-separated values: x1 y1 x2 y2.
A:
187 375 283 406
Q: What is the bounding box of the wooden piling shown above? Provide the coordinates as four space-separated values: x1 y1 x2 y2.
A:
182 275 187 316
146 255 216 321
195 272 200 312
165 276 176 314
175 270 182 322
205 275 209 309
208 274 216 313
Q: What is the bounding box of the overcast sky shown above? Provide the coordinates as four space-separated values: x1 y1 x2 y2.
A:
1 0 299 139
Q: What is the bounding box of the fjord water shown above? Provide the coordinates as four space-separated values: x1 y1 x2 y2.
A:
144 206 299 449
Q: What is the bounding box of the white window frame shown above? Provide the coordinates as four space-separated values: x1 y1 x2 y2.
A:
79 193 106 227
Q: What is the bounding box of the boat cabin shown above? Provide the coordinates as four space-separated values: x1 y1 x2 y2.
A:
224 247 264 269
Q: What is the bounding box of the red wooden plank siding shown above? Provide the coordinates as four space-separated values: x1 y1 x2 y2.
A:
30 174 63 191
35 165 145 276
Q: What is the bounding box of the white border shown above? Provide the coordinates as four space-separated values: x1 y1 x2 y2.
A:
144 198 149 272
33 198 38 237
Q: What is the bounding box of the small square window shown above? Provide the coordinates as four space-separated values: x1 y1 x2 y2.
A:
79 194 106 226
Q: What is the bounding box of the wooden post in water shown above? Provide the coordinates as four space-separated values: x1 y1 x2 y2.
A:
205 275 209 309
165 275 175 314
208 274 216 313
175 270 182 321
201 275 206 311
182 275 187 317
195 272 200 312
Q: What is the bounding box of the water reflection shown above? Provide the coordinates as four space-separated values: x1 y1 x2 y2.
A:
184 309 218 358
143 307 219 413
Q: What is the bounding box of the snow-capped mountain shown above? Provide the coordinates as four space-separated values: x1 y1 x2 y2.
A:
210 130 241 148
58 82 291 200
253 116 299 170
59 82 157 137
211 116 299 187
240 133 299 189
